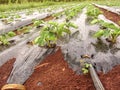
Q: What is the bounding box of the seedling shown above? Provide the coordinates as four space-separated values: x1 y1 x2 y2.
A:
64 4 85 21
80 60 92 74
15 14 21 18
0 31 16 45
94 20 120 43
34 21 78 47
87 5 102 19
0 13 8 19
33 19 44 28
26 10 33 15
7 31 16 37
0 35 10 45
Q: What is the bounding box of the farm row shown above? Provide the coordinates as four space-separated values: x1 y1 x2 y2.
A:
0 2 120 90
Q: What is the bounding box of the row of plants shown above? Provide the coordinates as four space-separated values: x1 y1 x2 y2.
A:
94 20 120 43
78 4 120 74
0 25 32 46
0 1 68 12
0 7 53 25
87 5 120 44
0 4 76 46
0 3 76 26
53 3 86 21
86 4 102 24
32 4 91 47
33 4 93 74
0 31 16 45
64 4 86 21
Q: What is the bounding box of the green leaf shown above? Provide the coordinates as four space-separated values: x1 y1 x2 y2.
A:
7 31 16 37
0 35 9 45
38 39 46 46
103 30 110 37
48 21 58 27
46 32 57 41
82 68 89 74
68 22 78 29
85 63 92 68
94 30 104 37
33 20 44 27
34 37 40 44
90 19 99 24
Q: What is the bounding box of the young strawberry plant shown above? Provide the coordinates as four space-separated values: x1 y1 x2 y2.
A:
0 35 10 45
86 5 102 25
34 21 78 48
7 31 16 37
33 19 44 28
64 4 85 21
80 60 92 74
87 5 102 19
94 20 120 43
0 31 16 45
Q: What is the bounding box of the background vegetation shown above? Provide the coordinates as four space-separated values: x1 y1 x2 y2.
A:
0 0 112 4
0 0 119 12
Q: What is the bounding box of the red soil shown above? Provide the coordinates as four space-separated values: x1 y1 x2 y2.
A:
0 8 120 90
98 7 120 26
24 48 120 90
0 58 16 89
42 16 54 21
99 65 120 90
24 48 95 90
0 49 120 90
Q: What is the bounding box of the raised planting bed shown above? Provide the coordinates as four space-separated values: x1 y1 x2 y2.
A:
0 8 64 35
0 3 85 67
0 8 65 67
0 3 120 90
24 48 120 90
0 3 79 35
93 4 120 26
0 48 120 90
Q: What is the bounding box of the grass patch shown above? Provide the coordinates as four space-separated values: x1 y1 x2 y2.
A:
0 2 65 12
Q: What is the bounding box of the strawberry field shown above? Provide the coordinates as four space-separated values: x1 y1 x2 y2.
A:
0 0 120 90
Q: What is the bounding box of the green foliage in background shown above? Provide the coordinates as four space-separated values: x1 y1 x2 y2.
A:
86 5 102 19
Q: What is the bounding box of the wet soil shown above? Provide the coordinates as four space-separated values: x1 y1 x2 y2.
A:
0 58 16 89
97 7 120 26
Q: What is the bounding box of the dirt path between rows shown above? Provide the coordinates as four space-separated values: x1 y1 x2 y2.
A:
24 48 120 90
0 58 15 89
97 7 120 26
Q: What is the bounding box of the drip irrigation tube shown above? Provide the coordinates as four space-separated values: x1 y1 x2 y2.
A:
89 65 105 90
